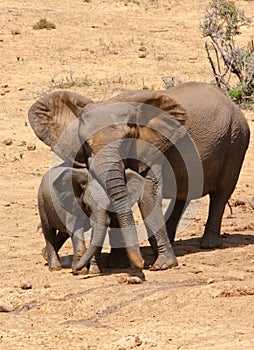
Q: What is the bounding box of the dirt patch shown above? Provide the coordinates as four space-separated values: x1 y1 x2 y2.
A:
0 1 254 349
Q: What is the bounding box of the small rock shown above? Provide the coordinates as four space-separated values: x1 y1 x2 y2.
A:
138 52 147 58
234 199 245 207
21 283 32 290
139 46 147 52
0 301 13 312
207 278 215 284
3 138 13 145
27 142 36 151
1 200 11 207
134 336 142 347
18 141 26 146
114 335 142 350
14 303 37 312
117 276 143 284
11 28 21 35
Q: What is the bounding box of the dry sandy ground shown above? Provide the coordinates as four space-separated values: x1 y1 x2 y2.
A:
0 1 254 349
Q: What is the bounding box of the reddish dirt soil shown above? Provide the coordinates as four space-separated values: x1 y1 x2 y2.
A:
0 1 253 349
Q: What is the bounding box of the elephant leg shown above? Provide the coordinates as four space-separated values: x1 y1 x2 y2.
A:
55 232 70 252
165 200 189 243
108 215 130 268
42 232 69 261
43 227 62 271
139 168 178 270
200 192 227 249
71 232 88 273
89 248 102 274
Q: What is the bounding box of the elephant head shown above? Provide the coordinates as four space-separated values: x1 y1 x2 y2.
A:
29 90 188 270
74 168 145 270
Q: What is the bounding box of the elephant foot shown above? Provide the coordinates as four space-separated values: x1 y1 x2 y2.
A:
72 258 89 275
48 259 62 271
200 233 223 249
72 266 88 275
150 251 178 271
89 264 101 274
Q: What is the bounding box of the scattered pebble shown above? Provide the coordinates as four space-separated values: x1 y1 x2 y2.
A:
138 52 147 58
21 283 32 290
14 303 37 312
11 28 21 35
27 142 36 150
139 46 147 52
114 335 142 350
1 200 11 207
117 276 143 284
234 199 246 207
207 278 215 284
1 86 11 95
0 301 13 312
217 287 254 298
3 138 13 145
18 140 27 146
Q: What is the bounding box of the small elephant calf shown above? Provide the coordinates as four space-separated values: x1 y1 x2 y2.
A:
38 162 144 273
38 163 91 272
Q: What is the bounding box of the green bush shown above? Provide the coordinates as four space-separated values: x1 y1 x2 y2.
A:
32 19 56 30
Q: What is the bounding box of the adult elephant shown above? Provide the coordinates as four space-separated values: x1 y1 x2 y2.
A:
28 82 250 272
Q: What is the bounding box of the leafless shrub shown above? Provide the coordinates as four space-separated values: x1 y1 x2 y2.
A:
200 0 254 107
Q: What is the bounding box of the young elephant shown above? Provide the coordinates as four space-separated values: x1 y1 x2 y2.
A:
38 163 90 272
38 162 144 273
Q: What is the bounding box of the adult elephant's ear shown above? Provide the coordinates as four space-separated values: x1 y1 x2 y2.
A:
110 90 188 125
28 91 94 166
110 89 189 147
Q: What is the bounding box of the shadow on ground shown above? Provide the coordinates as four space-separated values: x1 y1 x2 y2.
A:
56 232 254 273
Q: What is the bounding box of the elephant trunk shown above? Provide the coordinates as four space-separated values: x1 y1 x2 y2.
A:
92 151 144 270
75 244 99 271
75 211 108 271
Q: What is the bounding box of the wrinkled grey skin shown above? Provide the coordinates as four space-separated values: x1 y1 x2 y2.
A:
38 162 144 273
30 83 250 272
38 163 90 272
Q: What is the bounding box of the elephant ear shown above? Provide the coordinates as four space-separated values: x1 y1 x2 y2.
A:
110 89 188 125
111 90 189 150
28 90 94 166
51 164 89 217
